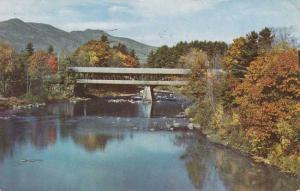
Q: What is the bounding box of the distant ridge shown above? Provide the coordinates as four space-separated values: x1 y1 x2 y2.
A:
0 18 156 64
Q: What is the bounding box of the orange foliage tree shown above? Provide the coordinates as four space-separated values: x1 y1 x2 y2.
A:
117 51 139 68
27 51 59 96
47 54 59 72
234 49 300 156
28 51 58 77
74 39 139 68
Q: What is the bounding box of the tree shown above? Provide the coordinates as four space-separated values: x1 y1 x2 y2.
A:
234 49 300 156
258 27 274 53
146 41 228 68
47 54 59 72
25 42 35 95
117 51 139 68
222 37 249 85
26 42 34 57
0 42 19 96
129 49 138 60
27 51 59 97
114 43 128 54
74 39 139 68
100 35 108 43
147 50 155 67
180 49 215 126
271 26 298 47
47 45 54 54
74 40 110 67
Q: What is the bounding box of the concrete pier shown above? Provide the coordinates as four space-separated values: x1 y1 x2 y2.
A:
142 86 153 102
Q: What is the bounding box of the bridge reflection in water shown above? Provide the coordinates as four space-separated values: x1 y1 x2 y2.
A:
81 99 153 118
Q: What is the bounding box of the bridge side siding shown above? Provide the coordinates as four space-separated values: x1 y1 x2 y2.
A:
76 79 188 86
69 67 191 75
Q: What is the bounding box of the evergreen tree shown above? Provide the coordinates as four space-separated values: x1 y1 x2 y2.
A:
26 42 34 57
147 50 155 68
48 45 54 54
115 43 128 54
146 41 228 68
100 35 108 43
258 27 274 53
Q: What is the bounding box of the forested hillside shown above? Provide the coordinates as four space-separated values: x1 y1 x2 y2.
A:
0 18 156 64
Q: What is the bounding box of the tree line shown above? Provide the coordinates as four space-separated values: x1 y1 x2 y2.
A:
146 40 228 68
0 35 139 101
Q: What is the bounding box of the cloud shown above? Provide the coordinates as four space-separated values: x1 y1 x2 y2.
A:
0 0 299 46
108 5 131 14
109 0 226 17
63 21 135 31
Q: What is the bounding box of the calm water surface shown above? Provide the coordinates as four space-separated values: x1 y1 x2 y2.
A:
0 94 299 191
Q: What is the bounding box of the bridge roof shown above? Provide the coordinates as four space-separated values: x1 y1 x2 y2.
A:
68 67 191 75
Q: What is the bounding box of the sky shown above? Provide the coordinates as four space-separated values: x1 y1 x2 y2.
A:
0 0 299 46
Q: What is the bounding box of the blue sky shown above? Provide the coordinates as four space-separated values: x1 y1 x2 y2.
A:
0 0 299 46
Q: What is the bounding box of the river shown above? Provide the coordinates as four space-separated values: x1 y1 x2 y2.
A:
0 93 299 191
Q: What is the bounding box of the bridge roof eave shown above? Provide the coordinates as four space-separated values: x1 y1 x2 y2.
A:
68 67 191 75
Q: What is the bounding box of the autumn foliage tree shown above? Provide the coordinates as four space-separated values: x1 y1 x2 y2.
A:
0 42 20 96
235 49 300 158
222 28 274 107
74 39 139 68
74 40 110 67
27 50 59 97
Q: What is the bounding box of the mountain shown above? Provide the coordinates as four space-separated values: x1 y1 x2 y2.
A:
0 18 156 64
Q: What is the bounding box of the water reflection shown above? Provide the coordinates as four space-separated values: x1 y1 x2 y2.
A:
0 119 59 161
176 134 300 191
0 97 299 191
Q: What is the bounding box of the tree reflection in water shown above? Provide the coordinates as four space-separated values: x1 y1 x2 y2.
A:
0 119 59 162
175 133 300 191
72 133 124 153
0 117 126 162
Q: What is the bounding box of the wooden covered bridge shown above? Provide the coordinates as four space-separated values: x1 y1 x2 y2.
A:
68 67 191 101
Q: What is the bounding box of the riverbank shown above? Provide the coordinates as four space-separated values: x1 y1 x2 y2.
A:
0 97 42 111
197 127 300 177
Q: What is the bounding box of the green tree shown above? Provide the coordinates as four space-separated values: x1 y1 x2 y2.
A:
100 35 108 43
146 41 228 68
47 45 54 54
181 49 214 126
114 43 128 54
258 27 274 53
26 42 34 57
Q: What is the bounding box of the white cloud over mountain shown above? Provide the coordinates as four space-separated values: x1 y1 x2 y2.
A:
0 0 299 46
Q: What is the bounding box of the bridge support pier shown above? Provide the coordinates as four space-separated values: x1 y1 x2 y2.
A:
142 86 154 102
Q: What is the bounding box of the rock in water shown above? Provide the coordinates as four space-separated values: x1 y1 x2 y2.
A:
188 123 194 130
194 124 201 129
173 122 180 128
